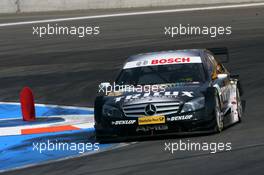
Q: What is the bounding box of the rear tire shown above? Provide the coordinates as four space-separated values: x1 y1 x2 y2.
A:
236 88 243 122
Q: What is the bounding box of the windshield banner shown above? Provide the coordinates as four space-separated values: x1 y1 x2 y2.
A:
124 57 202 69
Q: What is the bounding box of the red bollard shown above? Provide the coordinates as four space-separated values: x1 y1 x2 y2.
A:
20 87 36 121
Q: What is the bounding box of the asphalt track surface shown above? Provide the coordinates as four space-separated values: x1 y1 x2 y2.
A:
0 4 264 175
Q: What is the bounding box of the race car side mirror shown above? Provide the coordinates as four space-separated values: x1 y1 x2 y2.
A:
217 74 228 79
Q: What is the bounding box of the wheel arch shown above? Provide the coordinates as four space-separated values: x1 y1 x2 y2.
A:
204 86 221 115
94 96 105 124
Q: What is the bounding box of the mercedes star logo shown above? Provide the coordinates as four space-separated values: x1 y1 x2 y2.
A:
145 104 157 116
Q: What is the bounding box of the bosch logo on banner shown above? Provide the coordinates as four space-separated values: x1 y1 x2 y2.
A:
151 57 190 65
123 56 202 69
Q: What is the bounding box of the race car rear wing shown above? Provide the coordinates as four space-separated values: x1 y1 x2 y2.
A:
208 47 230 63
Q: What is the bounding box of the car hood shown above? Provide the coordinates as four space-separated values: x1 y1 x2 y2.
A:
104 82 209 107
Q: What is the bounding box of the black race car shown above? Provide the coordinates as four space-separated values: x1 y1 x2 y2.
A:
94 48 244 140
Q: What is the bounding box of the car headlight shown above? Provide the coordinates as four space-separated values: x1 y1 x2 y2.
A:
102 105 118 117
181 97 205 113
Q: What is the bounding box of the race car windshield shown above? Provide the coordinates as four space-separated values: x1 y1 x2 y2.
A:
116 63 206 85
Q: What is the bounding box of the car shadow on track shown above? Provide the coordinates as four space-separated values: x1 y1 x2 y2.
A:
96 121 244 144
97 131 217 144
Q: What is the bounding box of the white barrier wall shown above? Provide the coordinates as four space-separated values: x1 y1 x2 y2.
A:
1 0 264 13
0 0 17 13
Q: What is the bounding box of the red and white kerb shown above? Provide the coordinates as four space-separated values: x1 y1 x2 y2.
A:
123 57 202 69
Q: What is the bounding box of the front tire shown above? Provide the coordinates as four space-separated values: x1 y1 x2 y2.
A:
214 96 224 133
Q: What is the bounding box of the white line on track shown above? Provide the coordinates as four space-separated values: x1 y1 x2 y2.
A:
0 102 95 136
0 114 95 136
0 102 94 111
0 2 264 27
